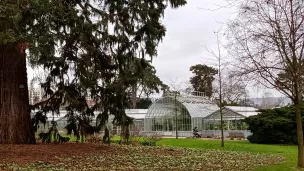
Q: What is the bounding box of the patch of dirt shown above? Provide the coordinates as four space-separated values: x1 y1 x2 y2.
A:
0 143 119 165
0 143 182 165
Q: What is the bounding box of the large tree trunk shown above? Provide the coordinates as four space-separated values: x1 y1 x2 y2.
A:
295 99 304 168
0 43 35 144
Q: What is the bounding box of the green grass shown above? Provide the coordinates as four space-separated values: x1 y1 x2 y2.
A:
157 139 299 171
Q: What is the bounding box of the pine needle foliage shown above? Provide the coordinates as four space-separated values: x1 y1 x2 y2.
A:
0 0 187 135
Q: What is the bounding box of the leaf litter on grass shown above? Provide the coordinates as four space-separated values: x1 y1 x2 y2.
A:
0 144 284 171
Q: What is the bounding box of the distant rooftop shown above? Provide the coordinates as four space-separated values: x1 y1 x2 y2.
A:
125 109 148 119
225 106 259 117
163 91 208 99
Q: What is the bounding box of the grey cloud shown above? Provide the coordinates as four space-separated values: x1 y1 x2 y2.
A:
154 0 234 82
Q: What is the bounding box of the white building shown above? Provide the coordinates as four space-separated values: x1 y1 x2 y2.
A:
33 109 148 134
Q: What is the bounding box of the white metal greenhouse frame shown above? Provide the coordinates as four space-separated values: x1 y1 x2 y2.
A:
144 92 256 138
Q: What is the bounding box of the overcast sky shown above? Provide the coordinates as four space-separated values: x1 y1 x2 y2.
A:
27 0 283 98
154 0 233 85
153 0 283 98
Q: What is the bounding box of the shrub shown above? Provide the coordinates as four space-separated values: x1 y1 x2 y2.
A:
247 135 257 143
244 105 304 144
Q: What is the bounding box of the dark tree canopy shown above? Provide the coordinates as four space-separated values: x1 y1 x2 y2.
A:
125 58 164 108
189 64 218 98
161 84 171 96
0 0 187 143
129 98 152 109
126 59 163 95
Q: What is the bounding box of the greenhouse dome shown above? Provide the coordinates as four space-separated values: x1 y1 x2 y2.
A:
144 92 219 137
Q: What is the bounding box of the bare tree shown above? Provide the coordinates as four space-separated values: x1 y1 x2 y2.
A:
205 30 226 147
212 71 248 105
221 74 248 105
228 0 304 167
165 78 188 93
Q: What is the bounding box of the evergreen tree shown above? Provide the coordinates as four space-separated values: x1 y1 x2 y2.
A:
189 64 218 98
134 98 153 109
125 58 163 109
0 0 187 144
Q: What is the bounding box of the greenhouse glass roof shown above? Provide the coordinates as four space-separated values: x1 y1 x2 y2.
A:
203 106 259 120
146 95 219 118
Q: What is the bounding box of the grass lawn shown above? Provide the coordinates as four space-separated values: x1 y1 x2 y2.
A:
157 139 299 171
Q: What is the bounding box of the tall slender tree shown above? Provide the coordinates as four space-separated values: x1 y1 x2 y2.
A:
229 0 304 167
0 0 187 144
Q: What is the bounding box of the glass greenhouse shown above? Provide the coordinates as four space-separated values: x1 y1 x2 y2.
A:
144 92 219 137
32 92 257 138
143 92 258 137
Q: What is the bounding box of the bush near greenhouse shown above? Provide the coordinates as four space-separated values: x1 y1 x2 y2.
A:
243 105 304 144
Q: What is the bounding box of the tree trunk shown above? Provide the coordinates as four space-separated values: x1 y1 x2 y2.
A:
0 43 35 144
131 84 137 109
295 99 304 168
81 127 84 143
